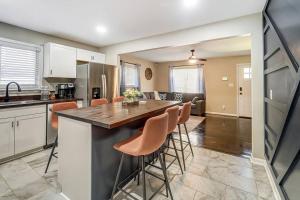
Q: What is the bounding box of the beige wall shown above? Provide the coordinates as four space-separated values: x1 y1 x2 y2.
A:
155 55 251 115
120 54 156 92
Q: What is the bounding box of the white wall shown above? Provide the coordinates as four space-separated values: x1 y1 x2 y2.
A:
0 22 98 51
101 13 264 159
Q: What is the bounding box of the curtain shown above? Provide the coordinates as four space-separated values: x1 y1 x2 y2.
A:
169 64 205 96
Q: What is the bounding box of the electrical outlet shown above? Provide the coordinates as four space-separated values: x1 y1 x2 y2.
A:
222 105 226 110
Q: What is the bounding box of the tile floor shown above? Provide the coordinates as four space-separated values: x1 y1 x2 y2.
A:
0 146 275 200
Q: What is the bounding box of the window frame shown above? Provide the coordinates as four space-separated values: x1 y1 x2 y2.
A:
120 61 141 91
170 65 203 93
0 37 43 91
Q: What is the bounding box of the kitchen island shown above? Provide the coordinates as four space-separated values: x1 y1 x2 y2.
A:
56 100 179 200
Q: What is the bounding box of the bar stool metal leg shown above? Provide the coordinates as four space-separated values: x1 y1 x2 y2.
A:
141 156 146 200
158 150 174 200
45 135 58 174
177 124 186 170
183 123 194 157
170 134 184 174
111 153 125 200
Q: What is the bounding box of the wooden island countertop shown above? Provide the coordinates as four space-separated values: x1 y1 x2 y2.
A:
56 100 180 129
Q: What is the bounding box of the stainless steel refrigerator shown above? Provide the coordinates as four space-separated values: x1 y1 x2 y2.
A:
75 63 117 107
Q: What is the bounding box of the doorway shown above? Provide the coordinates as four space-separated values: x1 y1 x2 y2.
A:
237 63 252 118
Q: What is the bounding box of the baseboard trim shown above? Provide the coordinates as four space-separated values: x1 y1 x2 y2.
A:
250 155 282 200
205 111 237 117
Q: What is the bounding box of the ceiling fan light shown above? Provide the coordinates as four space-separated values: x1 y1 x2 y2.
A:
188 58 197 64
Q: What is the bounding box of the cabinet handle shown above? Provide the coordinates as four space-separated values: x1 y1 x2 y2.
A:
50 70 53 75
91 56 94 60
16 121 19 127
11 121 14 128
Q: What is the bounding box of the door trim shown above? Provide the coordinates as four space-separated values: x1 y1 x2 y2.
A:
236 63 251 118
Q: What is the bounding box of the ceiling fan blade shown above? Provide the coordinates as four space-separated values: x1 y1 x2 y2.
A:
198 58 207 61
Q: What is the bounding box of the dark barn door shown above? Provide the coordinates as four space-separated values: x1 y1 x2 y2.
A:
263 0 300 199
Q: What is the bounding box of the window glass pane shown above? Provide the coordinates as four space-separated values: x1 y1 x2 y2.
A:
243 67 252 79
0 40 41 90
172 67 200 93
121 62 140 89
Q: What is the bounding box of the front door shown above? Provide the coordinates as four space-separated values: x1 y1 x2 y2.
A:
237 64 252 118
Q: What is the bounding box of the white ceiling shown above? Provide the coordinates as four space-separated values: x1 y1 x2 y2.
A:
0 0 265 47
127 36 251 62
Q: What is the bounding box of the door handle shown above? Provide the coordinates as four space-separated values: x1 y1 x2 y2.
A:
239 87 243 91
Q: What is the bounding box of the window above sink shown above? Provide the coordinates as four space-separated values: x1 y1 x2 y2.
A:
0 38 43 91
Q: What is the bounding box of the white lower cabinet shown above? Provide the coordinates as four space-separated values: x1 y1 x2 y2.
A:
0 118 15 159
15 113 46 154
0 105 46 160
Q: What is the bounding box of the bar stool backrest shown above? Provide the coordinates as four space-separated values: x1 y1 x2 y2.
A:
178 101 192 124
139 113 169 155
165 106 179 134
91 98 108 107
51 102 78 129
112 96 125 103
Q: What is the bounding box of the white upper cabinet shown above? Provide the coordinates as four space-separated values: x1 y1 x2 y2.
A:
44 43 77 78
77 49 105 64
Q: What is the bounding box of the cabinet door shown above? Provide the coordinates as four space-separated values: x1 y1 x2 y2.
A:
77 49 92 62
15 113 46 154
50 44 76 78
93 52 105 64
0 118 15 159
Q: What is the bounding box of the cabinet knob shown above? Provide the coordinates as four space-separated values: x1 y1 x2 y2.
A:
11 121 14 128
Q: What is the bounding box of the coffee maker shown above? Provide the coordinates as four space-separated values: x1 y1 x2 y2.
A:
57 83 75 99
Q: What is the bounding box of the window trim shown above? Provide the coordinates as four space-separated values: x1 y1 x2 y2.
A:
0 37 43 91
169 65 204 93
120 61 141 89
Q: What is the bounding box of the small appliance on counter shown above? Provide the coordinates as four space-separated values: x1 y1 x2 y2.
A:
57 83 75 99
40 86 49 100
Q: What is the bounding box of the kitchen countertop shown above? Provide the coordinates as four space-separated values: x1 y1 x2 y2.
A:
56 100 180 129
0 98 82 109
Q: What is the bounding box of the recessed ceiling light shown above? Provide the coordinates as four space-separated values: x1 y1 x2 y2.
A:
183 0 198 8
96 26 107 34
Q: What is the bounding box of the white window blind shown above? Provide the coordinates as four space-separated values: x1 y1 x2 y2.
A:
0 39 42 90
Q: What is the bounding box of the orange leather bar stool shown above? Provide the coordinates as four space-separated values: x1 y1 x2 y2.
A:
45 101 78 174
112 96 125 103
176 102 194 170
90 98 108 107
111 113 173 200
163 106 184 174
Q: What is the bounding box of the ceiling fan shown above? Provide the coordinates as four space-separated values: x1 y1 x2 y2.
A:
188 49 207 63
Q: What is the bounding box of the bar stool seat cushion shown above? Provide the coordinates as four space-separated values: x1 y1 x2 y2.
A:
113 132 143 156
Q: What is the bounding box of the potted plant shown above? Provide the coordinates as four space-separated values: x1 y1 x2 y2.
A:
123 88 141 105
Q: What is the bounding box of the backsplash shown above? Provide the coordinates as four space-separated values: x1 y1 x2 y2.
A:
0 78 75 97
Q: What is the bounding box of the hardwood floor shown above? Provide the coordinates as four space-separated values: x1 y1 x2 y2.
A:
187 115 252 157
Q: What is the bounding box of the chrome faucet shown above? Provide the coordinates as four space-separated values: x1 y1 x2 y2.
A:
4 82 22 102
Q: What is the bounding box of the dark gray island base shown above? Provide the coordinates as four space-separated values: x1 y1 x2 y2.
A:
56 100 179 200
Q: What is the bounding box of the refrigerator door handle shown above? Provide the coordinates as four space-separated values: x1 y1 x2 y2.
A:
102 74 107 98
